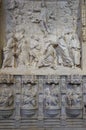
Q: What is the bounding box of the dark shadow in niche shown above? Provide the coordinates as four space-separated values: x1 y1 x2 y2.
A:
84 104 86 113
0 49 3 68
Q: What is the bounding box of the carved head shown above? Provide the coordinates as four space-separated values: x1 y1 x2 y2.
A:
73 84 78 88
28 83 32 90
45 87 50 96
51 83 56 89
14 30 25 41
41 0 47 7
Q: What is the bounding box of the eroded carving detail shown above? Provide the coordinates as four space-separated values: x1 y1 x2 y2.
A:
66 83 82 117
44 82 60 117
1 0 81 71
0 83 14 118
21 79 38 117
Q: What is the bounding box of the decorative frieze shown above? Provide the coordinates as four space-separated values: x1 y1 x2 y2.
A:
0 75 85 128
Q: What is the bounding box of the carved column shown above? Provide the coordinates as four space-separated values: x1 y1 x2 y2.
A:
82 76 86 126
38 77 44 127
82 0 86 70
14 76 22 128
60 76 67 126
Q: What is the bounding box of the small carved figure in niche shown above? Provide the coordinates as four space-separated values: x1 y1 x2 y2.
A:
44 83 60 109
61 78 66 91
0 84 14 108
44 87 51 108
22 83 37 109
66 84 81 108
38 43 57 69
2 34 16 68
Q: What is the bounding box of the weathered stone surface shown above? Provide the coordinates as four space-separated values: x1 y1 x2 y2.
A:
0 0 82 75
0 0 86 130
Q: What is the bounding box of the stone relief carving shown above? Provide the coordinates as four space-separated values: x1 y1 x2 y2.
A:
65 32 81 67
2 33 16 68
0 0 86 129
0 75 85 126
0 75 14 83
29 36 41 67
1 0 81 70
44 82 60 117
31 2 47 33
38 43 57 69
66 83 82 117
21 80 38 117
22 83 37 109
14 29 30 67
0 83 14 118
0 84 14 108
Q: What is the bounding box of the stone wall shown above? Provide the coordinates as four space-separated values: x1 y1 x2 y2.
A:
0 0 86 130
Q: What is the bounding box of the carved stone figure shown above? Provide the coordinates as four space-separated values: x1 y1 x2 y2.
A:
30 1 53 36
0 85 14 108
66 84 81 108
2 34 16 68
29 36 41 67
39 1 50 35
38 43 57 69
65 31 81 67
12 29 30 67
7 0 18 10
17 40 29 67
44 84 60 109
57 35 73 67
22 83 37 109
70 34 81 67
